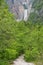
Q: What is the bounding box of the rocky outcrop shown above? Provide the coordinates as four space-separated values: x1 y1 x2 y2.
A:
6 0 34 21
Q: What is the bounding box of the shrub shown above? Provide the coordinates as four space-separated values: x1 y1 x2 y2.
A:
0 60 10 65
15 45 24 55
0 49 18 60
24 48 40 62
5 49 18 60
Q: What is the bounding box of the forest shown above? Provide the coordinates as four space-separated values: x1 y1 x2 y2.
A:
0 0 43 65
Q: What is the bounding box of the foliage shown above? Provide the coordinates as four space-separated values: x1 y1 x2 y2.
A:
28 0 43 23
0 60 10 65
0 0 43 65
24 48 40 61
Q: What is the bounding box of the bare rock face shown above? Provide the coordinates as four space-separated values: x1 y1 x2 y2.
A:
6 0 34 21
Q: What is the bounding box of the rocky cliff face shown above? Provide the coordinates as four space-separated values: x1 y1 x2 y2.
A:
6 0 34 21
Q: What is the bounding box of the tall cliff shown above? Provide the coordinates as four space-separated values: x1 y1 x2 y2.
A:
6 0 34 21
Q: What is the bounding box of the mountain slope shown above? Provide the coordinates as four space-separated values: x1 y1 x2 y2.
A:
29 0 43 23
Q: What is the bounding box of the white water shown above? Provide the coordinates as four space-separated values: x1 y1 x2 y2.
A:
24 10 28 21
13 55 35 65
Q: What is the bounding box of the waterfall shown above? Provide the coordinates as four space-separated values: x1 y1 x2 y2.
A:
24 9 28 21
6 0 34 21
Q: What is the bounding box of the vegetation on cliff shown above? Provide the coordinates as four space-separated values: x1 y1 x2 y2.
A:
0 0 43 65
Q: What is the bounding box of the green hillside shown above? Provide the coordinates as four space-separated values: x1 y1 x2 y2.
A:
0 0 43 65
